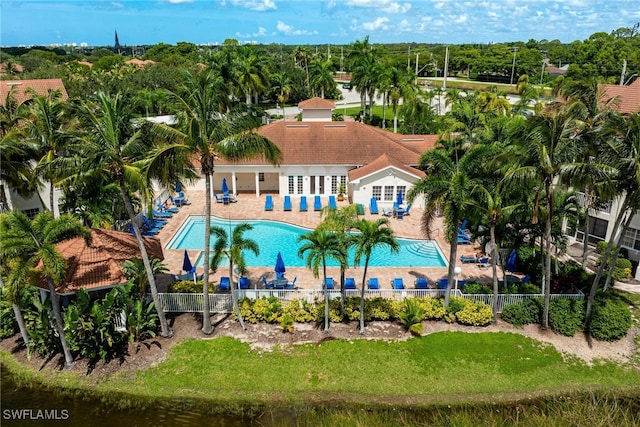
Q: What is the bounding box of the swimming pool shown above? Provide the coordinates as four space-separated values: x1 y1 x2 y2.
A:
167 216 447 268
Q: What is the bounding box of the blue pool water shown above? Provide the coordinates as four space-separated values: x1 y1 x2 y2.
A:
167 216 447 268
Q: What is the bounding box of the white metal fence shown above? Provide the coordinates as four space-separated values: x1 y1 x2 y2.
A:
155 290 584 314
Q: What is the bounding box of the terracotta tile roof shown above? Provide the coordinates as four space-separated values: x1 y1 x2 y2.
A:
0 79 68 106
125 58 156 67
600 78 640 114
348 153 426 182
298 97 336 109
215 121 431 167
36 228 164 294
0 62 24 74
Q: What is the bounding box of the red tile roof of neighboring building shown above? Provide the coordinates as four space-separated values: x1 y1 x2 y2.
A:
600 78 640 114
0 79 68 106
214 121 436 167
298 97 336 109
35 228 164 294
348 153 426 182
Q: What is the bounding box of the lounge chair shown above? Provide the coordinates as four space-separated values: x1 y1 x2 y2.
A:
313 195 322 211
415 278 429 289
214 193 224 203
382 207 393 217
391 277 405 290
396 210 404 220
436 278 448 289
286 277 297 289
367 277 380 290
345 277 357 289
324 277 334 290
477 257 490 268
403 205 411 216
457 279 467 290
459 254 478 263
152 208 173 218
300 196 308 212
284 195 292 211
158 202 179 214
239 277 250 289
219 277 231 291
369 198 379 214
144 215 167 226
458 219 468 235
356 203 365 215
518 274 531 284
264 195 273 211
329 195 337 210
457 235 472 244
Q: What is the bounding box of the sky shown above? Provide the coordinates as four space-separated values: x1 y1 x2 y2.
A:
1 0 639 47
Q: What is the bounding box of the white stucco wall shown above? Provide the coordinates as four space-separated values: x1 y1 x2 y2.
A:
350 168 424 210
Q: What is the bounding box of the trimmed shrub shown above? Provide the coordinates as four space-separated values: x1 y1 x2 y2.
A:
414 297 446 320
398 299 424 335
455 301 493 326
461 283 491 294
168 280 203 293
588 297 632 341
501 298 542 326
549 298 585 337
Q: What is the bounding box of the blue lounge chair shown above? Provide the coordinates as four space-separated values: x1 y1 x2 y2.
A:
345 277 357 289
152 208 172 218
460 254 477 263
396 209 404 220
415 278 429 289
239 277 250 289
477 257 490 267
356 203 365 215
518 274 531 284
370 198 379 214
329 195 337 210
158 202 178 214
457 280 467 290
403 205 411 216
265 195 273 211
284 195 292 211
437 278 448 289
261 276 273 289
367 277 380 290
144 215 167 226
457 235 472 244
214 193 224 203
300 196 308 212
314 195 322 211
286 277 297 289
391 277 405 290
458 219 468 235
382 207 393 217
219 277 231 291
324 277 334 290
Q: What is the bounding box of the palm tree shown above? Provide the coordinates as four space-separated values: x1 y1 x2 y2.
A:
210 223 259 330
387 65 416 133
23 91 75 217
164 71 281 334
298 228 346 333
407 143 491 307
1 130 36 201
121 256 169 298
271 72 292 116
351 218 399 334
504 112 575 329
309 59 335 99
348 37 376 117
75 91 188 338
0 211 91 367
235 46 270 105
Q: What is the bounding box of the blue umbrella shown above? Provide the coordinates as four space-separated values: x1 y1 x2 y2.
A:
222 178 229 196
182 250 194 274
396 190 403 207
275 252 286 278
506 249 517 273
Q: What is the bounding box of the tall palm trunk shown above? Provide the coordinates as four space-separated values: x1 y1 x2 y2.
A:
542 186 553 330
359 258 370 334
445 239 459 307
0 276 29 344
120 185 172 338
490 225 499 323
322 259 329 333
201 173 214 334
585 194 631 327
46 277 73 367
581 190 594 269
603 213 634 291
228 259 245 330
49 180 56 218
381 93 387 129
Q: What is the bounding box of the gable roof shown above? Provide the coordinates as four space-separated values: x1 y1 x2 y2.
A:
216 121 435 167
600 78 640 114
36 228 163 294
298 97 336 109
0 79 68 106
348 153 426 182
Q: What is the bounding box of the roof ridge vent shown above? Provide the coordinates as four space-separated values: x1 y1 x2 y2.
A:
286 124 309 128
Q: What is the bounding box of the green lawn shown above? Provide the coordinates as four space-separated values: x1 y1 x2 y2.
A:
101 331 639 406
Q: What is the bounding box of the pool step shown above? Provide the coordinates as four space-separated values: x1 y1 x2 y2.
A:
405 242 440 258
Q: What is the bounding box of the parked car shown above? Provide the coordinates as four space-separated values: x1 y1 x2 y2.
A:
342 82 351 89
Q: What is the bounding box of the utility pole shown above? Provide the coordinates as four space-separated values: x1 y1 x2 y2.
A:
620 59 627 86
408 46 411 68
510 47 519 85
415 52 419 85
443 46 449 91
340 46 344 72
540 51 547 85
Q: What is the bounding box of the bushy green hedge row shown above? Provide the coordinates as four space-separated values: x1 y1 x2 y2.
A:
236 296 494 330
501 296 632 341
168 280 203 293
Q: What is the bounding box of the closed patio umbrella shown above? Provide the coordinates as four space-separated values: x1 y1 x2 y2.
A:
275 251 286 279
183 250 196 282
506 249 517 273
222 178 229 196
396 190 403 207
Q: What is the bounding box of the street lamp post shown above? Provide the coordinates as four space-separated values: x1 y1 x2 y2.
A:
510 47 519 85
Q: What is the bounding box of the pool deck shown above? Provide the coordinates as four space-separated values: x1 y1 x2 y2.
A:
154 191 495 291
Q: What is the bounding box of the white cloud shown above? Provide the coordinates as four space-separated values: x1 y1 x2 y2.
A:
230 0 277 11
276 20 317 36
487 11 498 18
167 0 193 3
111 2 124 7
453 14 467 24
433 2 445 10
362 17 390 31
397 19 413 32
235 27 269 38
347 0 412 14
